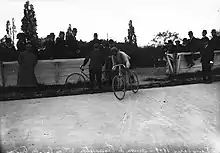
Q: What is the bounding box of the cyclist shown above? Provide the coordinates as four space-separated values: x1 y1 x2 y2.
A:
111 47 134 82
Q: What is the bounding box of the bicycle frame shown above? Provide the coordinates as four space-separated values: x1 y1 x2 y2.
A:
112 64 130 82
80 68 90 80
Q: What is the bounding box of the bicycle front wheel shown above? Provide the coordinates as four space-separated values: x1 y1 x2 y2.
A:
129 72 139 93
65 73 87 90
112 75 126 100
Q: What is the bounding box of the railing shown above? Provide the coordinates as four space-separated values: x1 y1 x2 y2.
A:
0 58 89 87
165 50 220 75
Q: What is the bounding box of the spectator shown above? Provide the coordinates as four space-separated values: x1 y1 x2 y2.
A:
16 33 26 53
88 33 101 52
175 40 183 53
66 28 80 58
55 31 66 59
201 30 209 44
44 33 56 59
188 31 200 52
200 39 214 83
17 41 38 87
166 40 177 74
210 29 220 50
186 31 201 67
80 43 105 90
182 38 189 52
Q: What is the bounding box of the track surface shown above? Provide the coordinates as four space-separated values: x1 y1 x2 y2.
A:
1 82 220 152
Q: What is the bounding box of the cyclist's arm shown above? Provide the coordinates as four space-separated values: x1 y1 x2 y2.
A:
122 53 131 68
111 55 116 68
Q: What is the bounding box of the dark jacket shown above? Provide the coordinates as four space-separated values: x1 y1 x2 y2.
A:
17 40 26 53
201 36 209 44
66 35 79 55
200 44 214 63
88 39 101 51
210 35 220 50
55 38 67 58
82 49 105 71
188 37 200 52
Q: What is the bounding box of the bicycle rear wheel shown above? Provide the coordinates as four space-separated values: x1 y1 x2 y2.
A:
112 75 126 100
129 72 139 93
65 73 87 90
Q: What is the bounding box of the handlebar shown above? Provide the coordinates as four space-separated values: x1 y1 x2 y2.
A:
112 64 126 69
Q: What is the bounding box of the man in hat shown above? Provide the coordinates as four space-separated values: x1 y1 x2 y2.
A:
81 43 105 89
201 30 209 44
16 33 26 53
17 41 38 87
88 33 101 52
66 28 80 58
210 29 220 50
200 39 214 83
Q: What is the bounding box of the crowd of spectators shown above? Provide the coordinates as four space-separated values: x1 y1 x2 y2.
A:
164 29 220 83
0 27 219 86
165 29 220 68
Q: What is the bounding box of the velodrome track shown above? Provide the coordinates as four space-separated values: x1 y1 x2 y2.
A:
1 82 220 152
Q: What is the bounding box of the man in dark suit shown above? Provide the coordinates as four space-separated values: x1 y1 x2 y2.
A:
81 43 105 89
200 39 214 83
88 33 101 52
210 29 220 50
187 31 201 68
201 30 209 44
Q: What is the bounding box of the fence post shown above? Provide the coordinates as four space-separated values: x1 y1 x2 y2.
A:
0 61 5 87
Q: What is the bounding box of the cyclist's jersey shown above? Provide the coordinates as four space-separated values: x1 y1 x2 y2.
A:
112 50 131 68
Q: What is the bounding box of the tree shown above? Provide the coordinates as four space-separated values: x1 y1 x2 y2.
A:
6 20 11 38
11 18 17 45
124 37 128 43
150 30 180 47
21 0 38 42
127 20 137 45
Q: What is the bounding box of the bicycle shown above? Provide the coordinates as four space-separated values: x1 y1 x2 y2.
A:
112 64 139 100
65 67 112 91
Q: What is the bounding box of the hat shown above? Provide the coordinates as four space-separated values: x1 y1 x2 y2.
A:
111 47 118 52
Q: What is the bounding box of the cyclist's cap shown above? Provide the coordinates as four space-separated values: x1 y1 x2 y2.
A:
111 47 118 51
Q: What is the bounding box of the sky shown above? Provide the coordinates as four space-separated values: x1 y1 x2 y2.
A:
0 0 220 46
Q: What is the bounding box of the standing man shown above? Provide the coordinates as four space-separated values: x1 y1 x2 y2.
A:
17 33 26 53
88 33 101 52
200 39 214 83
66 28 80 58
201 30 209 44
187 31 200 67
210 29 220 50
55 31 66 59
80 43 105 90
17 41 38 87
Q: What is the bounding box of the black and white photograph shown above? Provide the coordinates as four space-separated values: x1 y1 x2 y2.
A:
0 0 220 152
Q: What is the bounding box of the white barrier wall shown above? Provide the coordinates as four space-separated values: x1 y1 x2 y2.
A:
0 58 89 87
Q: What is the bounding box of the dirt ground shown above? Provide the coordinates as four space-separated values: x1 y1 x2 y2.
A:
1 82 220 153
